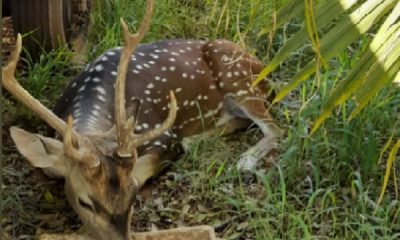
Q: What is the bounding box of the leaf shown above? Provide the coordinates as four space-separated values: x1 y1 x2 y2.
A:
253 0 359 87
195 213 207 222
395 70 400 84
374 139 400 215
350 56 400 119
44 190 54 203
349 15 400 118
311 3 400 132
273 0 397 104
304 0 326 68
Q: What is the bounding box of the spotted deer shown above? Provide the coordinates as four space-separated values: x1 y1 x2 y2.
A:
2 0 281 239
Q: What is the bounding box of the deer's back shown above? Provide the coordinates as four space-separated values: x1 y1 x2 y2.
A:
53 39 266 138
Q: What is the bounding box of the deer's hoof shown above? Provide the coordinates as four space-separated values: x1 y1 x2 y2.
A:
236 154 258 184
237 154 257 173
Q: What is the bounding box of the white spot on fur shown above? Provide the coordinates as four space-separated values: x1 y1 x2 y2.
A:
237 90 248 96
95 86 106 94
97 95 106 102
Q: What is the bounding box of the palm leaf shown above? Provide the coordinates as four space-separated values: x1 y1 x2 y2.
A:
312 2 400 132
253 0 359 87
272 0 397 104
254 0 400 133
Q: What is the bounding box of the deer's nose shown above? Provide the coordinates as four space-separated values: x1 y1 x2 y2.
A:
110 211 131 238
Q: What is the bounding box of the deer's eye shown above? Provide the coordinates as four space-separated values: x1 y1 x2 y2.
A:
78 197 95 212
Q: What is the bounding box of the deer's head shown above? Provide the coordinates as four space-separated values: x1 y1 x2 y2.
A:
2 1 174 239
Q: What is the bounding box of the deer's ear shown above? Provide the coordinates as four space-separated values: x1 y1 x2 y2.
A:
10 127 69 176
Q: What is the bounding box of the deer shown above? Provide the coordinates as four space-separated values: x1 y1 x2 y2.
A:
2 0 282 239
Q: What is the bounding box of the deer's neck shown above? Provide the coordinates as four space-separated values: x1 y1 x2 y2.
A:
53 54 120 134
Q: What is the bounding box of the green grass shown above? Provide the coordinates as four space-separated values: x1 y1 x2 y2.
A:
166 80 400 239
88 0 286 60
2 0 400 239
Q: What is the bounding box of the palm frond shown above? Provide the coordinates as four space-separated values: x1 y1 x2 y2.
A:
254 0 400 131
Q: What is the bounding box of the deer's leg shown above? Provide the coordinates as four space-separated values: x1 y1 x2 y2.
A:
225 96 282 173
133 136 182 188
133 153 161 188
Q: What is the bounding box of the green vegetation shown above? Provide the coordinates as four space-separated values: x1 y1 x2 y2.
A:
2 0 399 239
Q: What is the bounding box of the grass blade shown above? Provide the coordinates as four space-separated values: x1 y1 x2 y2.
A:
258 0 305 36
374 139 400 215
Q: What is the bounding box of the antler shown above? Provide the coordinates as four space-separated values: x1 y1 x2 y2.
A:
2 35 98 167
115 0 178 157
131 91 177 146
3 35 70 137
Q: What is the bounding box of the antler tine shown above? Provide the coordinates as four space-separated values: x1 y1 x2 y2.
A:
2 34 78 140
64 116 99 167
3 34 22 79
131 91 178 147
2 35 97 166
64 116 84 161
115 0 155 157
